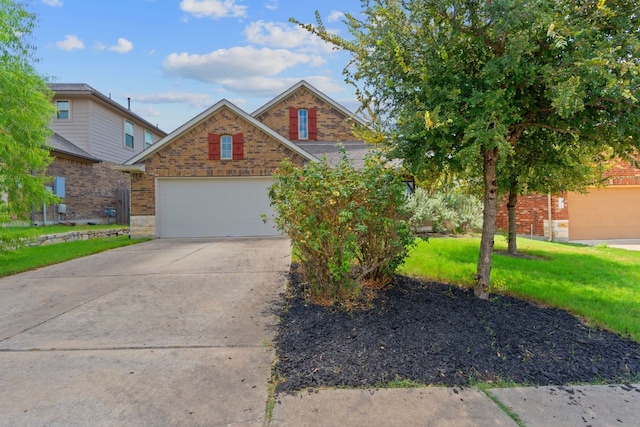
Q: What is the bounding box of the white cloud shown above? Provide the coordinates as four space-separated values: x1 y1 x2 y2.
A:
132 105 161 117
264 0 278 10
131 92 216 108
55 35 84 51
217 75 344 98
42 0 63 6
109 38 134 53
244 21 336 53
163 46 325 83
179 0 247 19
327 10 345 23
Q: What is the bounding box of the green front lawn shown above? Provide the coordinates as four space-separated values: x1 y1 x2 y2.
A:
0 236 149 278
400 237 640 343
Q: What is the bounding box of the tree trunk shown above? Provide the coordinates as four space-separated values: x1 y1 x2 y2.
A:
475 146 499 299
507 178 518 255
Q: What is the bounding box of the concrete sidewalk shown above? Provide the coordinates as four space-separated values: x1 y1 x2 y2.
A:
0 237 292 427
270 383 640 426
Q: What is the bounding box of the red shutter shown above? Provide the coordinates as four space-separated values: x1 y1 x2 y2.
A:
289 107 298 140
308 107 318 140
232 133 244 160
208 133 220 160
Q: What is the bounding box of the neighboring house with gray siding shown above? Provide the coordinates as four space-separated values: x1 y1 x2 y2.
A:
34 83 167 225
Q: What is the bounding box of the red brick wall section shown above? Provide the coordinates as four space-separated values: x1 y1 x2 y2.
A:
130 106 307 216
603 158 640 185
496 193 569 237
35 157 130 223
254 87 357 142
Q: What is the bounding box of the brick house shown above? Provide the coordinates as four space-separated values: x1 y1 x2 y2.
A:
496 158 640 241
37 84 167 225
117 81 368 238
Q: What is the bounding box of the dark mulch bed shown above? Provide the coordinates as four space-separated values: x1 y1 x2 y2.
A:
273 265 640 393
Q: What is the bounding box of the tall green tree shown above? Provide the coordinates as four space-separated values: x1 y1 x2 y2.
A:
295 0 640 298
0 0 56 223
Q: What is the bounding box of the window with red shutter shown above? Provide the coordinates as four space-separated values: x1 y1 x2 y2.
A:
308 107 318 140
232 133 244 160
289 107 298 140
208 133 220 160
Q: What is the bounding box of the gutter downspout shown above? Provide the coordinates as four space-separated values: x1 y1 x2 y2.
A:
547 193 553 242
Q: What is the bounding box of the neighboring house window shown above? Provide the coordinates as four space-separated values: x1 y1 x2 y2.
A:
144 130 153 148
208 133 244 160
298 109 309 140
56 100 70 120
288 107 318 140
221 135 232 159
124 120 134 149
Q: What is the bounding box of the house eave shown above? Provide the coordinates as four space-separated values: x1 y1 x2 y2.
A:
112 164 145 173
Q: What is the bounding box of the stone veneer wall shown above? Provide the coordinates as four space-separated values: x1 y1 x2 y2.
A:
129 106 307 237
35 157 130 224
254 87 358 142
31 228 129 245
130 216 155 238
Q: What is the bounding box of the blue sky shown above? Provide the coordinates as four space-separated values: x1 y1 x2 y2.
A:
30 0 361 132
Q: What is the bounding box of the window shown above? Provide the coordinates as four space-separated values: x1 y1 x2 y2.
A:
56 100 70 120
124 120 134 149
298 109 308 140
221 135 232 159
144 130 153 148
208 133 244 160
289 107 317 140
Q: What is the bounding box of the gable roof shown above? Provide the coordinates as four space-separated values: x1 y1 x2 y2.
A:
251 80 367 126
294 141 372 169
122 99 318 166
48 132 100 163
49 83 167 136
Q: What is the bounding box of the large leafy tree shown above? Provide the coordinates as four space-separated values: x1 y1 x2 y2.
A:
296 0 640 298
0 0 56 223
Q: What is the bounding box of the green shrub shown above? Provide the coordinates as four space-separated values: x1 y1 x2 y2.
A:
407 187 483 233
267 152 414 309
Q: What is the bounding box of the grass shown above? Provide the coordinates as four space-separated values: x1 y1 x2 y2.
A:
0 236 149 277
399 236 640 343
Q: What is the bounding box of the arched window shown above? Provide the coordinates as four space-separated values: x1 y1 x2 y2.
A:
298 109 308 140
220 135 232 159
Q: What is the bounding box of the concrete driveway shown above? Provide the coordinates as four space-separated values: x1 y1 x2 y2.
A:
0 238 291 426
570 238 640 251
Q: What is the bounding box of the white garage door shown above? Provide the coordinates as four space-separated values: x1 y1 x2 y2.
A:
156 177 278 238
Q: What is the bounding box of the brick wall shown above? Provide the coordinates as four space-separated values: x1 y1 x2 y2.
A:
603 158 640 185
35 157 130 224
130 106 307 216
496 193 569 237
254 87 357 142
496 157 640 238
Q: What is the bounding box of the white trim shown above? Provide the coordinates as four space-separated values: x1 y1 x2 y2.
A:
55 99 71 121
123 99 318 166
144 129 154 148
124 119 135 150
298 108 309 140
220 134 232 160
